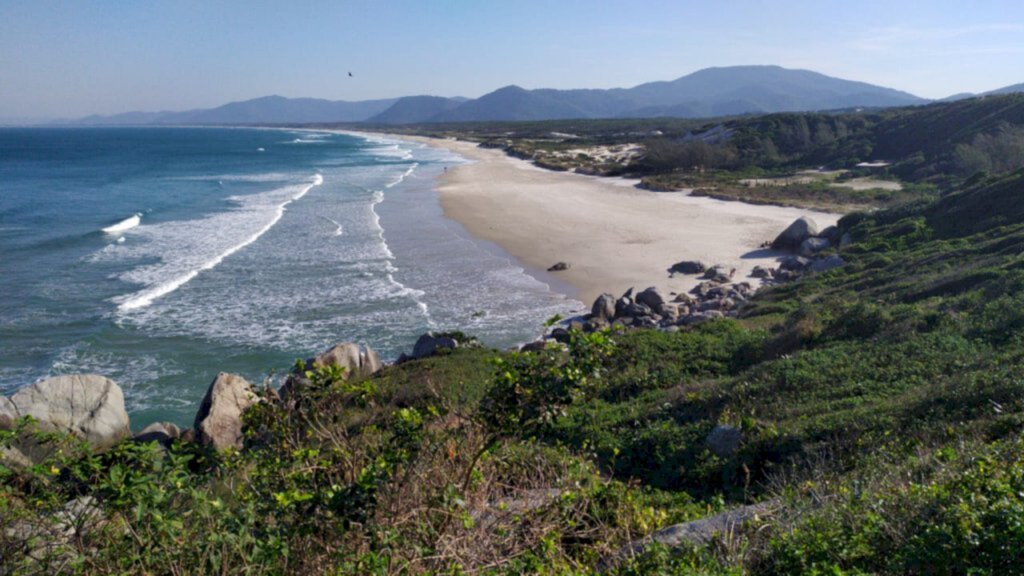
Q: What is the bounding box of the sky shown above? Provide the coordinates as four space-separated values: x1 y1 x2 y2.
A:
2 0 1023 120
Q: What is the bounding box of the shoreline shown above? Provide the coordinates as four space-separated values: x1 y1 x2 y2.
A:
401 135 840 306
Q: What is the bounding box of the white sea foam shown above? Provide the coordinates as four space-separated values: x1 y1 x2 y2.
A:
102 213 142 234
49 343 190 412
386 163 419 189
364 168 433 325
114 174 323 312
176 172 294 183
322 216 344 236
363 139 415 161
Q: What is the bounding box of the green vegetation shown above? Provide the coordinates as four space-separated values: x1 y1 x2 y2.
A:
6 122 1024 572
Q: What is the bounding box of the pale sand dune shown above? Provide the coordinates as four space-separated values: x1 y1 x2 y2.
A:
406 136 840 306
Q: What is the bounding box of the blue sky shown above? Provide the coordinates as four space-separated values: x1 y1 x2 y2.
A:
2 0 1022 119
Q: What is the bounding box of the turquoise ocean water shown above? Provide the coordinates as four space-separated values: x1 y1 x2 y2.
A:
0 127 581 427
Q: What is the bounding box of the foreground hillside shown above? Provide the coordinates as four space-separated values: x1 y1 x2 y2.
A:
3 160 1024 573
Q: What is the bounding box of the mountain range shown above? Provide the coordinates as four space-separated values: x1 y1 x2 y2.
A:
941 82 1024 102
68 65 1022 126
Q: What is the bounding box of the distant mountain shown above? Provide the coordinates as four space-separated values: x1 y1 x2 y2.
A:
986 82 1024 96
617 65 925 117
401 65 927 123
74 95 398 126
66 65 934 126
938 92 977 102
939 81 1024 102
75 110 179 125
429 85 594 122
367 95 467 124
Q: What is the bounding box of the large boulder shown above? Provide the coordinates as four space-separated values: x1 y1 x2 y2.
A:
771 216 818 252
311 342 382 379
134 421 182 447
622 302 653 319
818 225 841 243
702 265 732 283
635 287 666 312
0 375 131 462
668 260 706 275
615 288 635 318
590 293 616 322
193 373 257 451
798 237 832 257
778 255 812 272
411 333 458 360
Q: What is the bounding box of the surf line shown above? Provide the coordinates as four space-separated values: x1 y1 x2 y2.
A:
117 174 323 312
367 169 436 328
102 213 142 234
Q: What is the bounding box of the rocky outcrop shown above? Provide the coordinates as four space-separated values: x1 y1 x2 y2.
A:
604 501 778 569
518 340 549 353
134 421 182 447
576 281 758 334
779 255 812 272
819 225 840 243
311 342 382 379
193 372 257 451
799 237 831 257
0 375 131 464
411 333 458 359
771 216 818 251
702 265 733 283
591 293 616 322
635 286 666 313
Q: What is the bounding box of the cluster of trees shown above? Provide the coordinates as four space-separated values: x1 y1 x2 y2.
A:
631 95 1024 184
638 138 740 172
954 122 1024 176
636 113 877 173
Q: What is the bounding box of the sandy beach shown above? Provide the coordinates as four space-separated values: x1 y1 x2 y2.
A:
407 136 840 306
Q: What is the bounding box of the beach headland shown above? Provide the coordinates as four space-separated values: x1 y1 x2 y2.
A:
404 136 839 306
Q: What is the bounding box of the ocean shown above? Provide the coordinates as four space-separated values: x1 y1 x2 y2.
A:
0 127 582 427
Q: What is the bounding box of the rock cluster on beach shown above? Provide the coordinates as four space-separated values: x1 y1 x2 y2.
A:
572 279 756 336
517 215 849 348
758 215 847 283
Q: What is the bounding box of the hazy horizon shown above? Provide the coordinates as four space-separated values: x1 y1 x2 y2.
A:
2 0 1023 121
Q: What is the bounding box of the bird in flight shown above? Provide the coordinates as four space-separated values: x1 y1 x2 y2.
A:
348 71 353 77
